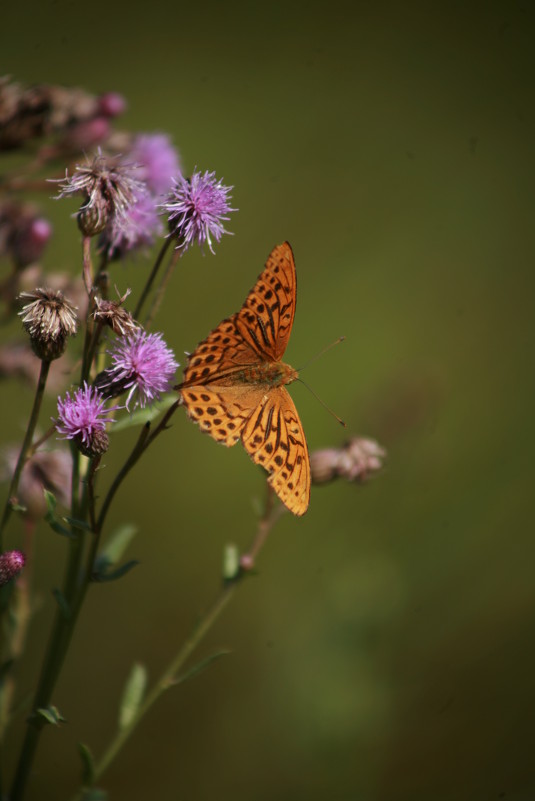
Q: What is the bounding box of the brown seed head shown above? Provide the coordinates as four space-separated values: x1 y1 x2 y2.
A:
18 287 78 361
93 291 139 337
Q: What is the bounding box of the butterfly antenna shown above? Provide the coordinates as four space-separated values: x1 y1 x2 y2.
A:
297 336 345 372
296 378 346 427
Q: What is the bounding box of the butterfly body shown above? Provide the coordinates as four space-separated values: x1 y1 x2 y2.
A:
178 242 310 516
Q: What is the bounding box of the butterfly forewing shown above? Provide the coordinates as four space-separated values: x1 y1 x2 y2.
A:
235 242 296 361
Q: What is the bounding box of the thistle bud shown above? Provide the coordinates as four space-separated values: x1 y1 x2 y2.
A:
0 550 26 587
310 437 386 486
18 288 78 361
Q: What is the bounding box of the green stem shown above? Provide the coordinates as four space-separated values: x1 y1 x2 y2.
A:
69 484 281 801
0 359 51 551
89 583 236 786
133 238 172 321
143 247 182 329
96 400 179 535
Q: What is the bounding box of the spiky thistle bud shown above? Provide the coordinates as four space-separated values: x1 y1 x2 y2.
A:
18 288 78 361
0 550 26 587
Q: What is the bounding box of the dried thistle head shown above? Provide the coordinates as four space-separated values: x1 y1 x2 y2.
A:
310 437 386 486
54 151 146 236
93 289 139 337
18 287 78 361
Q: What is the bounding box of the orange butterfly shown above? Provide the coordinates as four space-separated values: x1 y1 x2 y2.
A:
177 242 310 516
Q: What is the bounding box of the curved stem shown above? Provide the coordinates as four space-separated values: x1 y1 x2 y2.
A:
69 483 282 801
0 359 51 550
133 238 172 321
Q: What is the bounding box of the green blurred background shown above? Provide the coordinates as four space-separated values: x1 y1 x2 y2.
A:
2 1 535 799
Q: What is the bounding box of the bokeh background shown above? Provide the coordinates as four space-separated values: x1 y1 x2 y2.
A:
2 1 535 799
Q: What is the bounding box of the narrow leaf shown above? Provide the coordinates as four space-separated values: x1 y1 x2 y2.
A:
92 560 139 583
65 516 92 533
112 394 176 432
95 524 137 571
36 705 66 725
173 650 231 687
119 663 147 731
222 544 240 581
44 490 75 538
78 742 95 786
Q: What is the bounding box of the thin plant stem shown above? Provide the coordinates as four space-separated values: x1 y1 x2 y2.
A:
27 425 56 456
82 236 94 297
69 484 282 801
143 247 182 329
96 400 179 535
0 359 51 550
133 237 172 321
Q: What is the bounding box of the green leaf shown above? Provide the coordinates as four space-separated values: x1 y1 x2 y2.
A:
119 663 147 731
44 489 57 513
44 490 76 538
92 560 139 583
36 705 66 725
64 516 92 533
78 742 95 786
173 650 231 687
112 394 176 432
93 524 138 582
222 544 240 581
96 524 137 568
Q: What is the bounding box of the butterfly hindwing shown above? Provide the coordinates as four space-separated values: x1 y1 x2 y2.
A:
241 387 310 516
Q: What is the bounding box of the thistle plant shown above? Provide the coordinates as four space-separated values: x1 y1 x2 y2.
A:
0 77 385 800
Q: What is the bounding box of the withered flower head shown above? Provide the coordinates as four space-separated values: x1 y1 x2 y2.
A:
93 289 139 337
54 150 146 237
18 287 78 361
310 437 386 486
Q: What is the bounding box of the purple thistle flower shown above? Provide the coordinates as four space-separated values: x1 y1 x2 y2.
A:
129 133 181 196
100 191 163 259
0 550 26 587
56 382 118 456
96 331 178 408
162 170 236 254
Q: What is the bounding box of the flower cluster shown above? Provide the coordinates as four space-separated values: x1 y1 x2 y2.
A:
99 133 180 259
